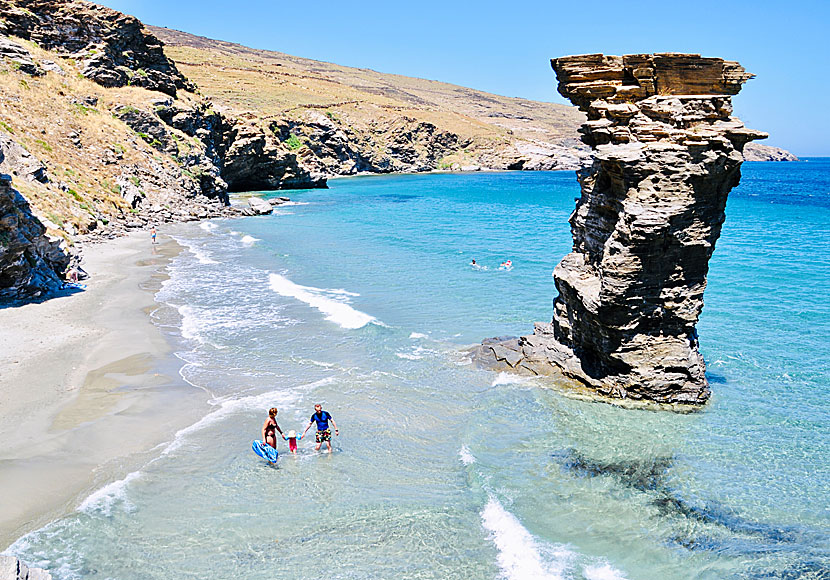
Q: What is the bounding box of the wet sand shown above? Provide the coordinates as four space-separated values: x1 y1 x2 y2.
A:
0 232 209 549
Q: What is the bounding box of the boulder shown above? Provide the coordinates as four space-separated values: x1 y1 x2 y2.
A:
247 197 273 215
0 555 52 580
0 36 43 76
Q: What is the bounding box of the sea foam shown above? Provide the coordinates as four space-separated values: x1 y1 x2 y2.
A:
481 496 572 580
491 372 533 387
268 273 377 329
77 471 141 515
458 445 476 465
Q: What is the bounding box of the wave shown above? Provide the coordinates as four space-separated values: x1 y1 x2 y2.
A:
77 471 141 515
268 273 378 329
583 564 628 580
240 235 260 246
481 496 573 580
172 236 218 265
199 222 218 232
458 445 476 465
491 372 533 387
409 332 428 339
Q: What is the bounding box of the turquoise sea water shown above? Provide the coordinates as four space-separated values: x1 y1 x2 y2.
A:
6 161 830 579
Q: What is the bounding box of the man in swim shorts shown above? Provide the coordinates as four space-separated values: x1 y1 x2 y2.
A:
301 404 339 453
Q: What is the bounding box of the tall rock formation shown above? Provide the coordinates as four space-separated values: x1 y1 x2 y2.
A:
476 54 766 405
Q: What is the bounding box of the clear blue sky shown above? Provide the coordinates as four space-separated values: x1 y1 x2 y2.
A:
99 0 828 156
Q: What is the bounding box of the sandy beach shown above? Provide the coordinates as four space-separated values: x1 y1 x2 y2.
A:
0 232 210 549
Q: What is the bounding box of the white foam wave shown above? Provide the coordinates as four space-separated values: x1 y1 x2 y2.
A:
409 332 428 339
199 222 218 232
77 471 141 515
481 496 572 580
268 273 377 329
174 236 218 265
241 235 260 246
491 372 533 387
396 346 435 360
458 445 476 465
584 564 628 580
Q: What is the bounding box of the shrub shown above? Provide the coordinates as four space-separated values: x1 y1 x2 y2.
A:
284 134 302 150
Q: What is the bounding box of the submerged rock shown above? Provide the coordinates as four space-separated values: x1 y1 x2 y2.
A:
477 54 767 405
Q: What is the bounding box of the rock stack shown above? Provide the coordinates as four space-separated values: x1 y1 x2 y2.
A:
477 54 766 405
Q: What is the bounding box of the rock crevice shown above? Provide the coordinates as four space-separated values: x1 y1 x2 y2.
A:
476 53 766 405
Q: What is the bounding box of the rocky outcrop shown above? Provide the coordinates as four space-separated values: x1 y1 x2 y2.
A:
273 111 462 176
0 36 43 75
0 173 69 300
0 555 52 580
0 0 193 96
218 118 326 191
476 54 766 405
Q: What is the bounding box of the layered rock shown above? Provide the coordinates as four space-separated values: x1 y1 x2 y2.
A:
0 0 193 96
476 54 766 405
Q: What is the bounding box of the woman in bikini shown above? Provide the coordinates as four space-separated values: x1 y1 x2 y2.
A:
262 407 284 450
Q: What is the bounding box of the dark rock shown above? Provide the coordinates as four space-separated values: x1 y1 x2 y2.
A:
0 0 194 96
0 36 44 76
0 135 48 183
0 173 69 301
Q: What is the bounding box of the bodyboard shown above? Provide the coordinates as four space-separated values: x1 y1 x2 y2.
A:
252 440 278 463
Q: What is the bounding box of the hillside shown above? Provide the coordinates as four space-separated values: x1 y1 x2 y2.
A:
150 26 590 173
152 27 795 171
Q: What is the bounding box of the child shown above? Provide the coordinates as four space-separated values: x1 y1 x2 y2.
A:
284 430 301 454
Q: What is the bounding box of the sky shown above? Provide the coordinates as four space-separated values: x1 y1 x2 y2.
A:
98 0 829 156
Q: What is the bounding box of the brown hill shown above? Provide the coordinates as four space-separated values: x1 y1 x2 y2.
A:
150 26 590 173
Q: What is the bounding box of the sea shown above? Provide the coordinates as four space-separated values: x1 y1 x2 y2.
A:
5 160 830 579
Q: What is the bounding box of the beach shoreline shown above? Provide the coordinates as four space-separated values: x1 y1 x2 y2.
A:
0 231 209 550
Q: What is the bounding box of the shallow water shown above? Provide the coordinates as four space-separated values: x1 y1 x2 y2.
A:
7 162 830 579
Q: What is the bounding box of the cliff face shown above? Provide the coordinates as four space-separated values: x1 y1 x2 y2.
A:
0 173 68 299
476 54 766 405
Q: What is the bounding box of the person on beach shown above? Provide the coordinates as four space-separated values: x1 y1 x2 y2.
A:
150 226 157 244
301 404 339 453
262 407 284 450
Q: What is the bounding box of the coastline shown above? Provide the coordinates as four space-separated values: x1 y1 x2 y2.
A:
0 231 209 550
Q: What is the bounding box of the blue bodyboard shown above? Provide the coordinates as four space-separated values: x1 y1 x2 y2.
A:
252 440 278 463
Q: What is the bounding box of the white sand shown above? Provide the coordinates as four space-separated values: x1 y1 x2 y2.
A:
0 232 209 549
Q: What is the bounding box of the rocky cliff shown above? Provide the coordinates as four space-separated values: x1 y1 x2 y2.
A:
0 172 68 299
475 53 767 405
0 0 326 299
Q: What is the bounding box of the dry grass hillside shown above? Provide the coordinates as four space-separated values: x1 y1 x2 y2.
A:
0 36 231 243
151 27 588 171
